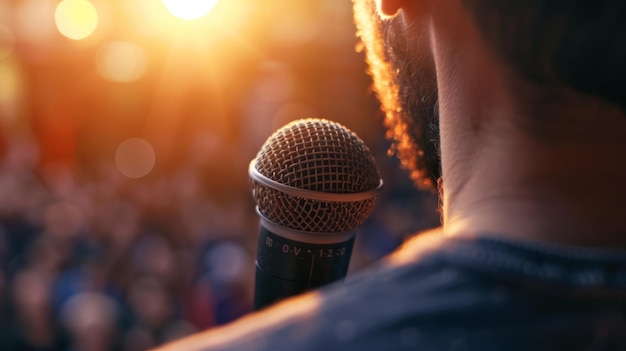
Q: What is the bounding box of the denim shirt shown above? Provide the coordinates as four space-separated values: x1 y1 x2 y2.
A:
157 231 626 351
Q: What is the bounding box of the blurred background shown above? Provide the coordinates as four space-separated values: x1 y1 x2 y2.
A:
0 0 439 350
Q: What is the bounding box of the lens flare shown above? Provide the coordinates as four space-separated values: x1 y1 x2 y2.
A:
115 138 156 179
162 0 218 21
55 0 98 40
96 41 147 83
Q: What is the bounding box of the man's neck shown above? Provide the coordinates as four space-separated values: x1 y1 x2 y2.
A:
443 132 626 248
428 1 626 248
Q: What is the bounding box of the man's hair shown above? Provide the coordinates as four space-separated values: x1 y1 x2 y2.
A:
462 0 626 112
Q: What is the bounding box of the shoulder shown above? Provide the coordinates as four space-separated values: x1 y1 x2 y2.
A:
154 229 501 351
156 230 626 351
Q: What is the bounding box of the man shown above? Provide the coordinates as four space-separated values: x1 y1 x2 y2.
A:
157 0 626 349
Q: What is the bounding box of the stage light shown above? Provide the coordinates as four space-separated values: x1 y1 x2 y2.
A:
115 138 156 179
162 0 218 21
96 41 147 83
55 0 98 40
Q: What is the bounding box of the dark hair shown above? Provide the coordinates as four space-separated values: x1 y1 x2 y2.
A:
462 0 626 111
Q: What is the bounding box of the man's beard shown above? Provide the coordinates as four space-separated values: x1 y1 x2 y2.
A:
353 0 441 190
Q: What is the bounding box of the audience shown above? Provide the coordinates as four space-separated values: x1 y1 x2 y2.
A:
0 133 438 350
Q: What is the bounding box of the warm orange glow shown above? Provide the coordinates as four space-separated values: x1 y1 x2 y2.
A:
162 0 218 21
0 25 16 59
0 59 22 123
96 41 147 82
55 0 98 40
115 138 156 179
14 0 57 43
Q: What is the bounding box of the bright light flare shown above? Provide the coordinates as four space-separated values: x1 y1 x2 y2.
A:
55 0 98 40
115 138 156 179
96 41 147 83
162 0 218 21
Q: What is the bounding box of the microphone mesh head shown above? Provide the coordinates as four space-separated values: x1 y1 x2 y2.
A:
251 119 382 233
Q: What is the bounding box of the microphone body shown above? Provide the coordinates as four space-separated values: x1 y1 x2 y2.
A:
249 119 382 310
254 217 355 309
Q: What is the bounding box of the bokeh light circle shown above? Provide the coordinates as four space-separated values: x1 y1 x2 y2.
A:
55 0 98 40
115 138 156 179
162 0 218 21
96 41 147 82
15 0 57 43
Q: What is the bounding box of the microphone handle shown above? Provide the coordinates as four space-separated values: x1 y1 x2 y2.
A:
254 225 355 310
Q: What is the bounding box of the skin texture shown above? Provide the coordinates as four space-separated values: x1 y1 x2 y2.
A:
367 0 626 247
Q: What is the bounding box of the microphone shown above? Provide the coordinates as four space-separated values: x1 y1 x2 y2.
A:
249 118 383 310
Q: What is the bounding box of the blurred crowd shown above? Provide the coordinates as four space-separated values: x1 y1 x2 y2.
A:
0 131 439 351
0 133 259 351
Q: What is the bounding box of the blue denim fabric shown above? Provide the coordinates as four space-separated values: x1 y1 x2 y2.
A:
161 233 626 351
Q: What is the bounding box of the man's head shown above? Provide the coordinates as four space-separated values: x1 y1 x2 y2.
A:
353 0 626 242
353 0 626 189
462 0 626 113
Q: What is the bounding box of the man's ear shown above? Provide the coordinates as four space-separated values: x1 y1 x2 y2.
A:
378 0 429 18
378 0 403 17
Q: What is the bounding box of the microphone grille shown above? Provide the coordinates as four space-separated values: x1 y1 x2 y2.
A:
251 119 382 233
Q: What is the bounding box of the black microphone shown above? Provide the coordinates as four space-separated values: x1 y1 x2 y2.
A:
249 118 383 310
